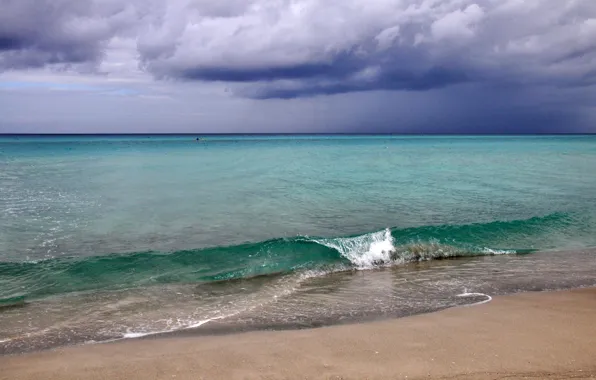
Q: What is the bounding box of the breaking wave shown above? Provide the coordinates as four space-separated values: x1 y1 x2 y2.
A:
1 213 575 303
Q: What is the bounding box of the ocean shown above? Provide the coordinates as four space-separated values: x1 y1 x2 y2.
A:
1 134 596 354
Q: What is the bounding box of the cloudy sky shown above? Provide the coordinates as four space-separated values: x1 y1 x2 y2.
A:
1 0 595 133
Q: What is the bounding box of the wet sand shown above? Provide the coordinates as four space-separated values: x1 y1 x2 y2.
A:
2 288 595 380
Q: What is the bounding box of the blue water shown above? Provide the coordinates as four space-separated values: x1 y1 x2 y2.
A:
1 134 596 353
2 135 595 260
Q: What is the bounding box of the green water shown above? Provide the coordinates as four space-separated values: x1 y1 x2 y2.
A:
2 213 576 301
1 135 595 353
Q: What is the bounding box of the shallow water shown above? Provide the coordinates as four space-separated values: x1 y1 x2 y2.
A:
1 135 595 353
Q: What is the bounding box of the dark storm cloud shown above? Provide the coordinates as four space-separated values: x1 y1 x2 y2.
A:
179 62 347 82
0 36 25 51
242 66 470 99
172 43 471 97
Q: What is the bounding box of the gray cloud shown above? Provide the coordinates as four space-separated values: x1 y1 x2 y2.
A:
0 0 137 70
2 0 596 99
135 0 596 98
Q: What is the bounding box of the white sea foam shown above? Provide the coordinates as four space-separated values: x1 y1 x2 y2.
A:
122 332 149 339
313 228 396 269
122 315 231 339
480 248 516 255
456 292 493 306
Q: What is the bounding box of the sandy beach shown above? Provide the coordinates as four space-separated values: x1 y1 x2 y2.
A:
1 288 595 380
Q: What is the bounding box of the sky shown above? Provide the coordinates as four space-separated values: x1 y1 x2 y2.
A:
1 0 595 134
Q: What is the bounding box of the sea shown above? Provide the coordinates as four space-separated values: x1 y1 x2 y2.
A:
1 134 596 354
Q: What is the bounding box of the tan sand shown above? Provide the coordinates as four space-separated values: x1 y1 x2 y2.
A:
2 288 596 380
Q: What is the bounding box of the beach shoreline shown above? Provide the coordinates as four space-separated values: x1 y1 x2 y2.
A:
2 287 595 380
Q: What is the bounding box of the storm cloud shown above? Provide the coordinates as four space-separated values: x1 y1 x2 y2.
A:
0 0 140 71
2 0 595 96
0 0 595 133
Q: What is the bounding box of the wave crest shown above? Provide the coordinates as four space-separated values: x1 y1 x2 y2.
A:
311 229 514 269
312 228 395 268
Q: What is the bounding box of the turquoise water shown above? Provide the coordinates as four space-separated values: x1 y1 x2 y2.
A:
1 135 596 352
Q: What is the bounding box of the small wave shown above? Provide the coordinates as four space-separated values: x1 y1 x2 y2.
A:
1 213 572 301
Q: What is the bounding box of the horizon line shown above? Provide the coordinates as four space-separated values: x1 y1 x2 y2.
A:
1 132 595 136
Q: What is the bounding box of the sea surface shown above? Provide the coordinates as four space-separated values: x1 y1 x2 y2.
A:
1 134 596 354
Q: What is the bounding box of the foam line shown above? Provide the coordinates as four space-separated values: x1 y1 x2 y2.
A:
122 314 231 339
456 292 493 306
